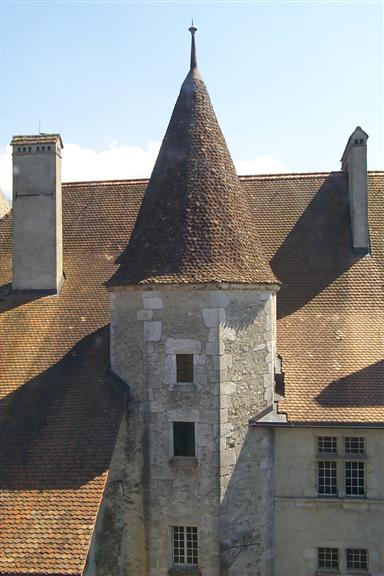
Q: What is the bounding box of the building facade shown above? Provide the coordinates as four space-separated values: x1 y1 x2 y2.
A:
0 28 383 576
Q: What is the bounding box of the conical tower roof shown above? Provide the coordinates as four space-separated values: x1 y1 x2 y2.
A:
108 27 277 287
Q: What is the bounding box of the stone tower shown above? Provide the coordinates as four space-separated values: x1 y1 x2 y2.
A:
106 28 279 576
11 134 63 292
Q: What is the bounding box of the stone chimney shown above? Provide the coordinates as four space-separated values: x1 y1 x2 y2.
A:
341 126 369 253
11 134 64 292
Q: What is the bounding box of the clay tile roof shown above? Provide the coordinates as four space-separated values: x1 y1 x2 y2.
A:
108 30 277 287
241 171 384 424
0 191 10 219
0 180 134 574
0 171 383 574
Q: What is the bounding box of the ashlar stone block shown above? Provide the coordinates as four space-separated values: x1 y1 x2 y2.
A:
203 308 226 327
144 321 162 341
137 309 153 321
142 294 163 309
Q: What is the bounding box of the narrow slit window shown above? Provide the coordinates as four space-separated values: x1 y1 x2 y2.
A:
176 354 194 383
173 422 195 457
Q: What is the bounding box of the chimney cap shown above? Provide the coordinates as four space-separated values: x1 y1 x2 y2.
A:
341 126 368 167
11 134 64 149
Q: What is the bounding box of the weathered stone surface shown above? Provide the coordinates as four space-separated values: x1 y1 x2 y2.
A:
144 321 162 341
90 285 277 576
11 135 63 291
143 295 164 309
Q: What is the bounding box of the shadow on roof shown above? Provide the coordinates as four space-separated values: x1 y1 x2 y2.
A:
0 325 124 490
270 172 362 319
315 360 384 407
0 282 58 313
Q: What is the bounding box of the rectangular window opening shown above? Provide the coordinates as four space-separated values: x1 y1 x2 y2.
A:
345 437 365 455
345 461 365 496
346 548 368 571
176 354 194 383
173 526 198 566
318 436 337 454
173 422 195 457
318 547 339 570
318 461 337 496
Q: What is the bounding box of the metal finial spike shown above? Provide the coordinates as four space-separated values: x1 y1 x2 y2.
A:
188 22 198 70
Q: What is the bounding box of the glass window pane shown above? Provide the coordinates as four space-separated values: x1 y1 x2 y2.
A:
176 354 194 383
173 422 195 457
173 526 198 566
318 547 339 569
345 437 365 455
345 461 365 496
318 436 337 453
318 461 337 495
347 548 368 570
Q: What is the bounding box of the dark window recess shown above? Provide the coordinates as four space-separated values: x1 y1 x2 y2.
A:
176 354 194 383
173 422 195 457
274 354 285 397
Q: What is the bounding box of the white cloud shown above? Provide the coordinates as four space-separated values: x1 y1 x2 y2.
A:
0 143 288 201
235 155 288 175
0 146 12 200
0 142 162 200
62 141 161 183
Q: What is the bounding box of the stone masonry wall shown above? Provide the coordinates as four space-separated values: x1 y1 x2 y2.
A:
218 290 276 576
87 285 277 576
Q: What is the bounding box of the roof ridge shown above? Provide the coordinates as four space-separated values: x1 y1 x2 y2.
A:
62 170 384 188
62 170 384 187
62 178 148 187
239 171 344 180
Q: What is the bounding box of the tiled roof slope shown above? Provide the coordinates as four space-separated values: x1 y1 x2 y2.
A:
108 67 276 286
0 180 147 574
242 171 384 424
0 191 10 219
0 172 383 574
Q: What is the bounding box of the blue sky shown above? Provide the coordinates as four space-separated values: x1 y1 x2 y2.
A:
0 1 383 197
